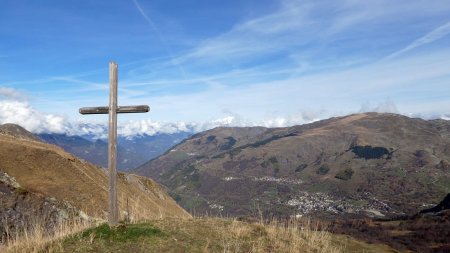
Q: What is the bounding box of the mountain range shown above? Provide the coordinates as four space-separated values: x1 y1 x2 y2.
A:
134 112 450 219
1 113 449 252
38 131 191 171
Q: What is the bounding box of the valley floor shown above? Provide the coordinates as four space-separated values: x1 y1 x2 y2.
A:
4 218 397 253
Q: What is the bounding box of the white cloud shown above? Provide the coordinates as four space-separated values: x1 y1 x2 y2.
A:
0 96 196 137
0 95 448 139
0 94 322 137
0 99 66 134
441 115 450 121
67 123 108 139
118 120 194 137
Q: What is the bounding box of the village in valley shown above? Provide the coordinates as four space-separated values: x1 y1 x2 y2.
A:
0 1 449 252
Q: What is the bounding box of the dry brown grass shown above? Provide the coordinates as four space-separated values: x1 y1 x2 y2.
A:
0 217 340 253
0 132 188 252
153 217 345 253
0 195 187 253
0 215 398 253
0 134 189 220
0 217 92 253
207 218 343 253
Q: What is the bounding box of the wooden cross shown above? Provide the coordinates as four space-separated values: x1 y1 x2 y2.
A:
79 61 149 226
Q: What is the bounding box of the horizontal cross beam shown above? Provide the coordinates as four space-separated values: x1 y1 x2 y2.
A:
79 105 150 115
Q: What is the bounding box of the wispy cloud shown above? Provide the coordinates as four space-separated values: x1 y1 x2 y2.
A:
132 0 187 78
171 0 450 68
173 0 312 65
140 49 450 123
384 21 450 60
132 0 160 33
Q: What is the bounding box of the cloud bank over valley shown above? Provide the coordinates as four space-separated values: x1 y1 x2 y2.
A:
0 90 448 139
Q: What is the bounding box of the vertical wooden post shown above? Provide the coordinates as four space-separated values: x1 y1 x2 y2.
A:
108 61 118 226
79 61 149 225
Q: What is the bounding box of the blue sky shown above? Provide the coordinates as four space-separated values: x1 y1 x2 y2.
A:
1 0 450 136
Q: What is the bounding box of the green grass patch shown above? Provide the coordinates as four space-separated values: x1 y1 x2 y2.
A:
78 223 164 242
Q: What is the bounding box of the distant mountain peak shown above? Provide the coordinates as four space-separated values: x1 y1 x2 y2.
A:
0 123 40 141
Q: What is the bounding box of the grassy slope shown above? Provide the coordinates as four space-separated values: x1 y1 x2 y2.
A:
0 132 190 220
44 218 398 253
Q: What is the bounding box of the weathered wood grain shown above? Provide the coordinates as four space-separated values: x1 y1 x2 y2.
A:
79 105 150 114
108 61 119 226
78 61 149 226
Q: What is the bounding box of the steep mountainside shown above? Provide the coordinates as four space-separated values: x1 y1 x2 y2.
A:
38 132 191 171
135 113 450 218
0 124 190 237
